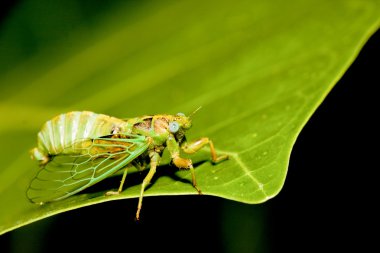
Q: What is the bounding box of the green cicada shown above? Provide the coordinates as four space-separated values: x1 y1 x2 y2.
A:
28 110 228 219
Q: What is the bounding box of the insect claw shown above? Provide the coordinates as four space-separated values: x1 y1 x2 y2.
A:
134 215 141 222
211 154 229 164
136 207 142 221
105 191 120 196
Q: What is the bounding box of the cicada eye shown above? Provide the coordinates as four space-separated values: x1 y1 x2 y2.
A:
169 121 180 133
176 112 185 117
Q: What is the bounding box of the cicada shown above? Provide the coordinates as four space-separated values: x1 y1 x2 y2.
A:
28 110 227 219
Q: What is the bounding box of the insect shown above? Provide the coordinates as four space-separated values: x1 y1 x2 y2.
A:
28 110 228 219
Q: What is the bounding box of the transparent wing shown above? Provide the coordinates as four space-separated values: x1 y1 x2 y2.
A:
27 135 149 203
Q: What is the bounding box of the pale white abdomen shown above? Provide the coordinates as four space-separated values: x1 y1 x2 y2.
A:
35 111 128 156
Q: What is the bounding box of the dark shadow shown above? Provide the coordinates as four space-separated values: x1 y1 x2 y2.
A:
0 0 20 24
81 160 208 195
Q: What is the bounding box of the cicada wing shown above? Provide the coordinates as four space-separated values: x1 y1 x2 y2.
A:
27 135 149 203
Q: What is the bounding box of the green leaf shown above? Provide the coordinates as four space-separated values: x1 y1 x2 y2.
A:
0 0 379 234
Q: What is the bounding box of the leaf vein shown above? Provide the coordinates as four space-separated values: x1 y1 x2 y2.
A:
221 152 268 197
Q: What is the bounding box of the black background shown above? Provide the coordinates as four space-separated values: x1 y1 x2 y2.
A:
0 1 378 252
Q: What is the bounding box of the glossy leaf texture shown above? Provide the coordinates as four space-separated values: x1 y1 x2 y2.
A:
0 0 379 234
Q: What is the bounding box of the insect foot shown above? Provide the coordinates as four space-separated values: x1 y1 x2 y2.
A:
105 191 121 196
211 154 229 164
193 182 202 195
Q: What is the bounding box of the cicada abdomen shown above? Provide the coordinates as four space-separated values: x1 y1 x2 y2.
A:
30 111 129 164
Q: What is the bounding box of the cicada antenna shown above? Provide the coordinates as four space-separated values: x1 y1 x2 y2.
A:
188 106 202 119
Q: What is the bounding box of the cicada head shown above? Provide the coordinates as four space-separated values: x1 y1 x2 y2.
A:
167 107 201 139
168 113 191 135
170 106 201 132
175 113 191 129
166 113 189 144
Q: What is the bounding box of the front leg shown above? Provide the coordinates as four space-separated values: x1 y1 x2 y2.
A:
166 135 201 194
181 137 228 163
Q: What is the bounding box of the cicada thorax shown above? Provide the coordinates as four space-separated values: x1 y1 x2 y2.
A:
34 111 129 160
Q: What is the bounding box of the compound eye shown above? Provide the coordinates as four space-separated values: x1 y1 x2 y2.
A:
176 112 185 117
169 121 180 133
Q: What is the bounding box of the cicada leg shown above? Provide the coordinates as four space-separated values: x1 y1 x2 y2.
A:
105 165 130 196
181 137 228 163
136 151 160 220
189 164 201 194
171 155 202 194
175 137 228 194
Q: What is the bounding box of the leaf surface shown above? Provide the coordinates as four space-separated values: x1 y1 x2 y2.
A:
0 0 379 234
